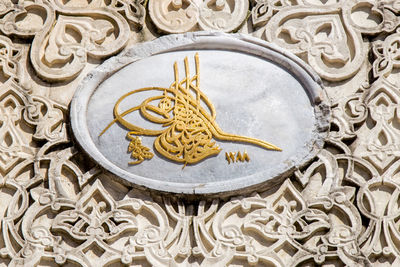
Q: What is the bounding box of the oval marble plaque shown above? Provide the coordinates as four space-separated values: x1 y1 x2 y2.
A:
71 33 329 195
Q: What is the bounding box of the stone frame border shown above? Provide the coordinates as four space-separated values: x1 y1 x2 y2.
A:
70 32 330 196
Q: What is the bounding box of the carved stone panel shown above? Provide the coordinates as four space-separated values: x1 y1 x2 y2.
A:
2 0 400 265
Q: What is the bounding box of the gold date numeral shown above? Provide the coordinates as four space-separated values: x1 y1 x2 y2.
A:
225 151 250 164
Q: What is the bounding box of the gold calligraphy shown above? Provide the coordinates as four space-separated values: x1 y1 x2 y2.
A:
226 151 250 164
100 53 281 167
126 133 154 165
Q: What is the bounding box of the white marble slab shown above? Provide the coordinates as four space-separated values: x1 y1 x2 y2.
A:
70 32 330 195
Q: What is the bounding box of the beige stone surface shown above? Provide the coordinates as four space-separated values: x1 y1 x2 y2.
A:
0 0 398 266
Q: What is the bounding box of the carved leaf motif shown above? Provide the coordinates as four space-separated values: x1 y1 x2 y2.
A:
266 6 364 81
0 0 131 82
30 13 129 81
148 0 248 33
0 1 54 37
356 164 400 259
251 0 273 27
0 87 34 172
198 0 249 31
111 0 146 25
50 0 146 25
0 36 24 84
149 0 199 33
373 33 400 78
348 78 400 171
23 96 66 142
52 180 138 241
348 0 400 34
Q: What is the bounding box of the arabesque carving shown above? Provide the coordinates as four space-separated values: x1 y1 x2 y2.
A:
148 0 248 33
251 0 400 82
1 0 400 265
0 0 137 82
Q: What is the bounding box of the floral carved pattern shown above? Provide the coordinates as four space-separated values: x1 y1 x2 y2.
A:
0 0 400 266
0 0 135 82
148 0 249 33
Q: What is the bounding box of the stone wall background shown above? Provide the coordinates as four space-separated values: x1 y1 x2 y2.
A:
0 0 398 266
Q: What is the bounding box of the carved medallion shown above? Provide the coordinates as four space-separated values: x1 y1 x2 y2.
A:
71 33 329 195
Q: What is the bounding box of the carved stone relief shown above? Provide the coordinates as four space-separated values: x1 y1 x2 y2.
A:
0 0 399 266
148 0 249 33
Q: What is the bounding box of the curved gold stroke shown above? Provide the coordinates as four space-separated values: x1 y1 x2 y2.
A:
100 53 281 166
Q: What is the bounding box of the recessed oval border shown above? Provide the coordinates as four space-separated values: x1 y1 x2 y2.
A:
70 32 330 196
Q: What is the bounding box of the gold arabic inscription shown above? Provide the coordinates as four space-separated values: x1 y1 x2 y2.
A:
100 53 281 166
226 151 250 164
